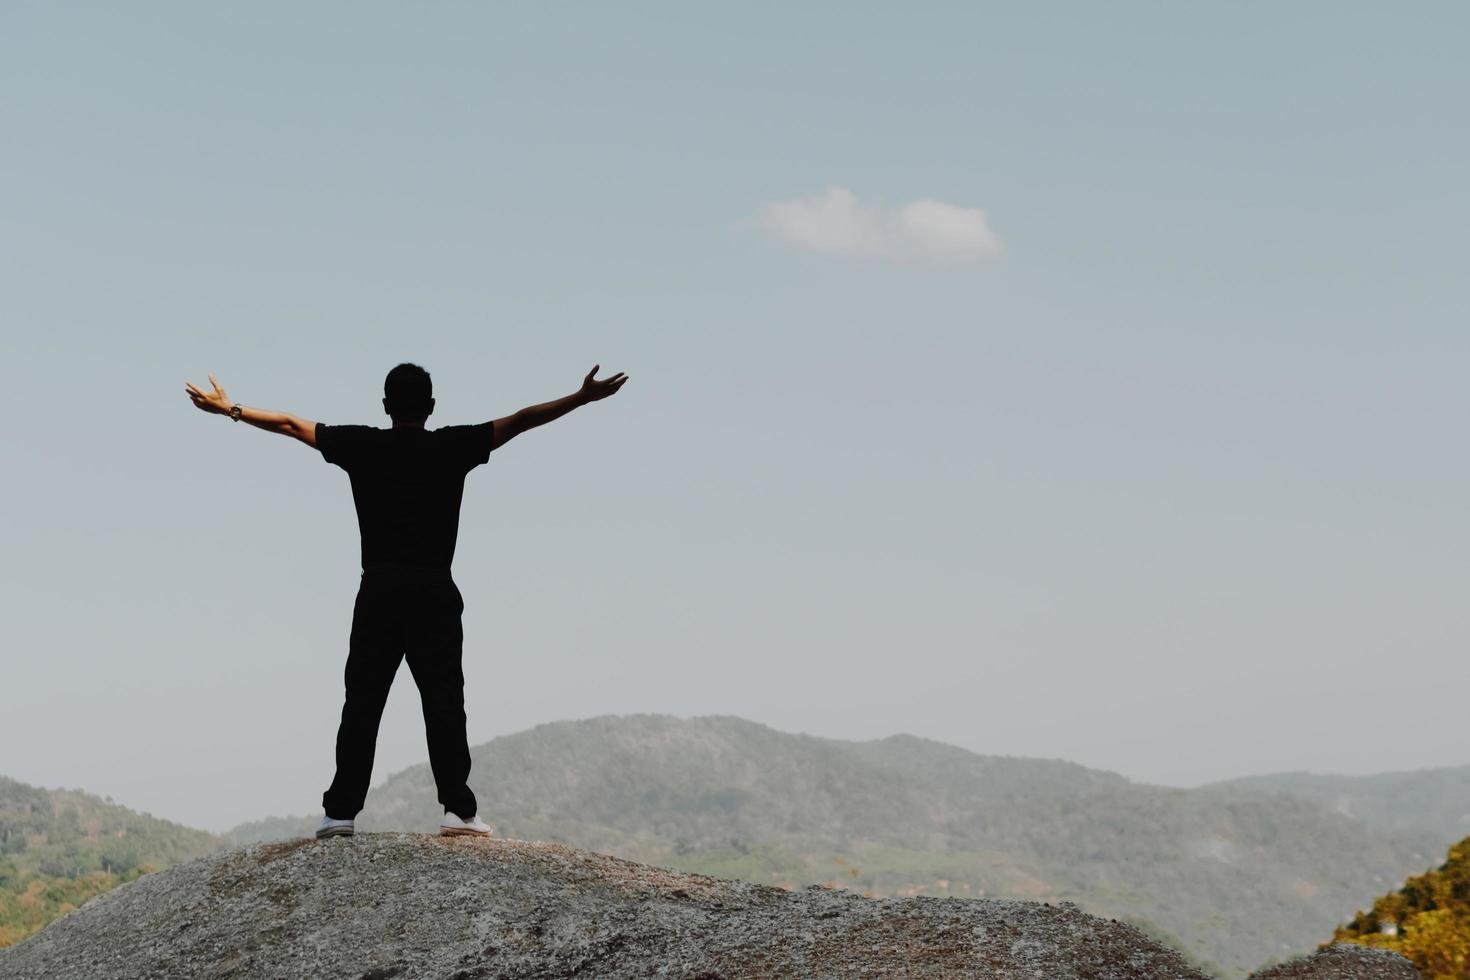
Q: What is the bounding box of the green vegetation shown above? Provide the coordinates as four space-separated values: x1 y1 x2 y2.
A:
0 862 153 947
1334 835 1470 979
0 776 222 948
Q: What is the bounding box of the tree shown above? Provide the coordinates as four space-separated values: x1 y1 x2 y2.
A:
1334 837 1470 980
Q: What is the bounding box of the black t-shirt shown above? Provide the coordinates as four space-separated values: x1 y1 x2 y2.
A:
315 421 494 571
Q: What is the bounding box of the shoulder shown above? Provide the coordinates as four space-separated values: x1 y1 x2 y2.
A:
433 421 493 438
433 421 495 468
317 423 381 443
316 424 382 464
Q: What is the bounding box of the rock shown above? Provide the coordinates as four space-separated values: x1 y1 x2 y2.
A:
0 833 1213 980
1248 942 1420 979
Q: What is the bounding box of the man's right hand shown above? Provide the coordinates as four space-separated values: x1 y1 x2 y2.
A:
579 365 628 403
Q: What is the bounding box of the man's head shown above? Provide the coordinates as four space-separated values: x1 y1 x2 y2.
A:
383 362 435 426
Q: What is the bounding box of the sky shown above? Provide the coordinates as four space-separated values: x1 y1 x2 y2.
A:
2 2 1467 834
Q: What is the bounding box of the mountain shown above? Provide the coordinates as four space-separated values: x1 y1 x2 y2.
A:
0 832 1227 979
1209 768 1470 855
227 714 1432 977
0 776 223 947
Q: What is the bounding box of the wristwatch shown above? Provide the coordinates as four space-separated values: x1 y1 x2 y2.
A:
229 404 243 422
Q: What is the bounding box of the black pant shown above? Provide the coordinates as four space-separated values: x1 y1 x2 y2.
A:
322 567 477 821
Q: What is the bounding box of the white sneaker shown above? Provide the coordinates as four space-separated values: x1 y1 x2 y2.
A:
316 815 355 839
439 811 493 837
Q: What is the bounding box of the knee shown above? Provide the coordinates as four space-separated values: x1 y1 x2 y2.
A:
343 685 392 709
422 695 467 720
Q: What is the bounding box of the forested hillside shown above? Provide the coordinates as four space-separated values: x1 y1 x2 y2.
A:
0 777 221 947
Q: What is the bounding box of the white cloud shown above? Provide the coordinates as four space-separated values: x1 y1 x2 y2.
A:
895 198 1002 258
755 187 1001 263
756 187 882 256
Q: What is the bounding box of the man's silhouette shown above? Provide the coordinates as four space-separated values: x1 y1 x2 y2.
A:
185 362 628 839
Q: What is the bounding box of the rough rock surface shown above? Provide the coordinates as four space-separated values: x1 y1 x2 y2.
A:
1 832 1217 980
1249 942 1420 979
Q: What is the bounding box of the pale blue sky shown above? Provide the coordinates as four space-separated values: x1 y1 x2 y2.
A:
3 3 1467 832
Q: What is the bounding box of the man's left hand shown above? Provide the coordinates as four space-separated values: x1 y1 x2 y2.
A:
185 374 235 416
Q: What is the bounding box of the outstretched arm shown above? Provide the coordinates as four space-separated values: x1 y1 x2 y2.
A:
490 364 627 451
185 374 318 448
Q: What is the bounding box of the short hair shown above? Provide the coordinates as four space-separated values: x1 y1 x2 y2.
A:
384 362 432 420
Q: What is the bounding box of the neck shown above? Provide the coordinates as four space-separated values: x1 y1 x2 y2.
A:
391 420 426 430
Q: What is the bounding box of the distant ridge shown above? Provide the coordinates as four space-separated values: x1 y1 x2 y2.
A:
1209 766 1470 851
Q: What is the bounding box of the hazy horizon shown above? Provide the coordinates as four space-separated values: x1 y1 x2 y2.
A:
4 3 1467 833
9 711 1467 836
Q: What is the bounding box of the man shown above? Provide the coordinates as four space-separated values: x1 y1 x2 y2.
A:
185 362 628 840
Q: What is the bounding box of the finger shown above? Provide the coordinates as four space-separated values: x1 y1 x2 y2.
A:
209 374 224 394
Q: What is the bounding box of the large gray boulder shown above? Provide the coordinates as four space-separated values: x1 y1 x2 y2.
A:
2 832 1214 979
1249 942 1420 979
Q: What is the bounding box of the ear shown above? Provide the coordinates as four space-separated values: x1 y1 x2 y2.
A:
427 398 435 417
382 397 391 416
